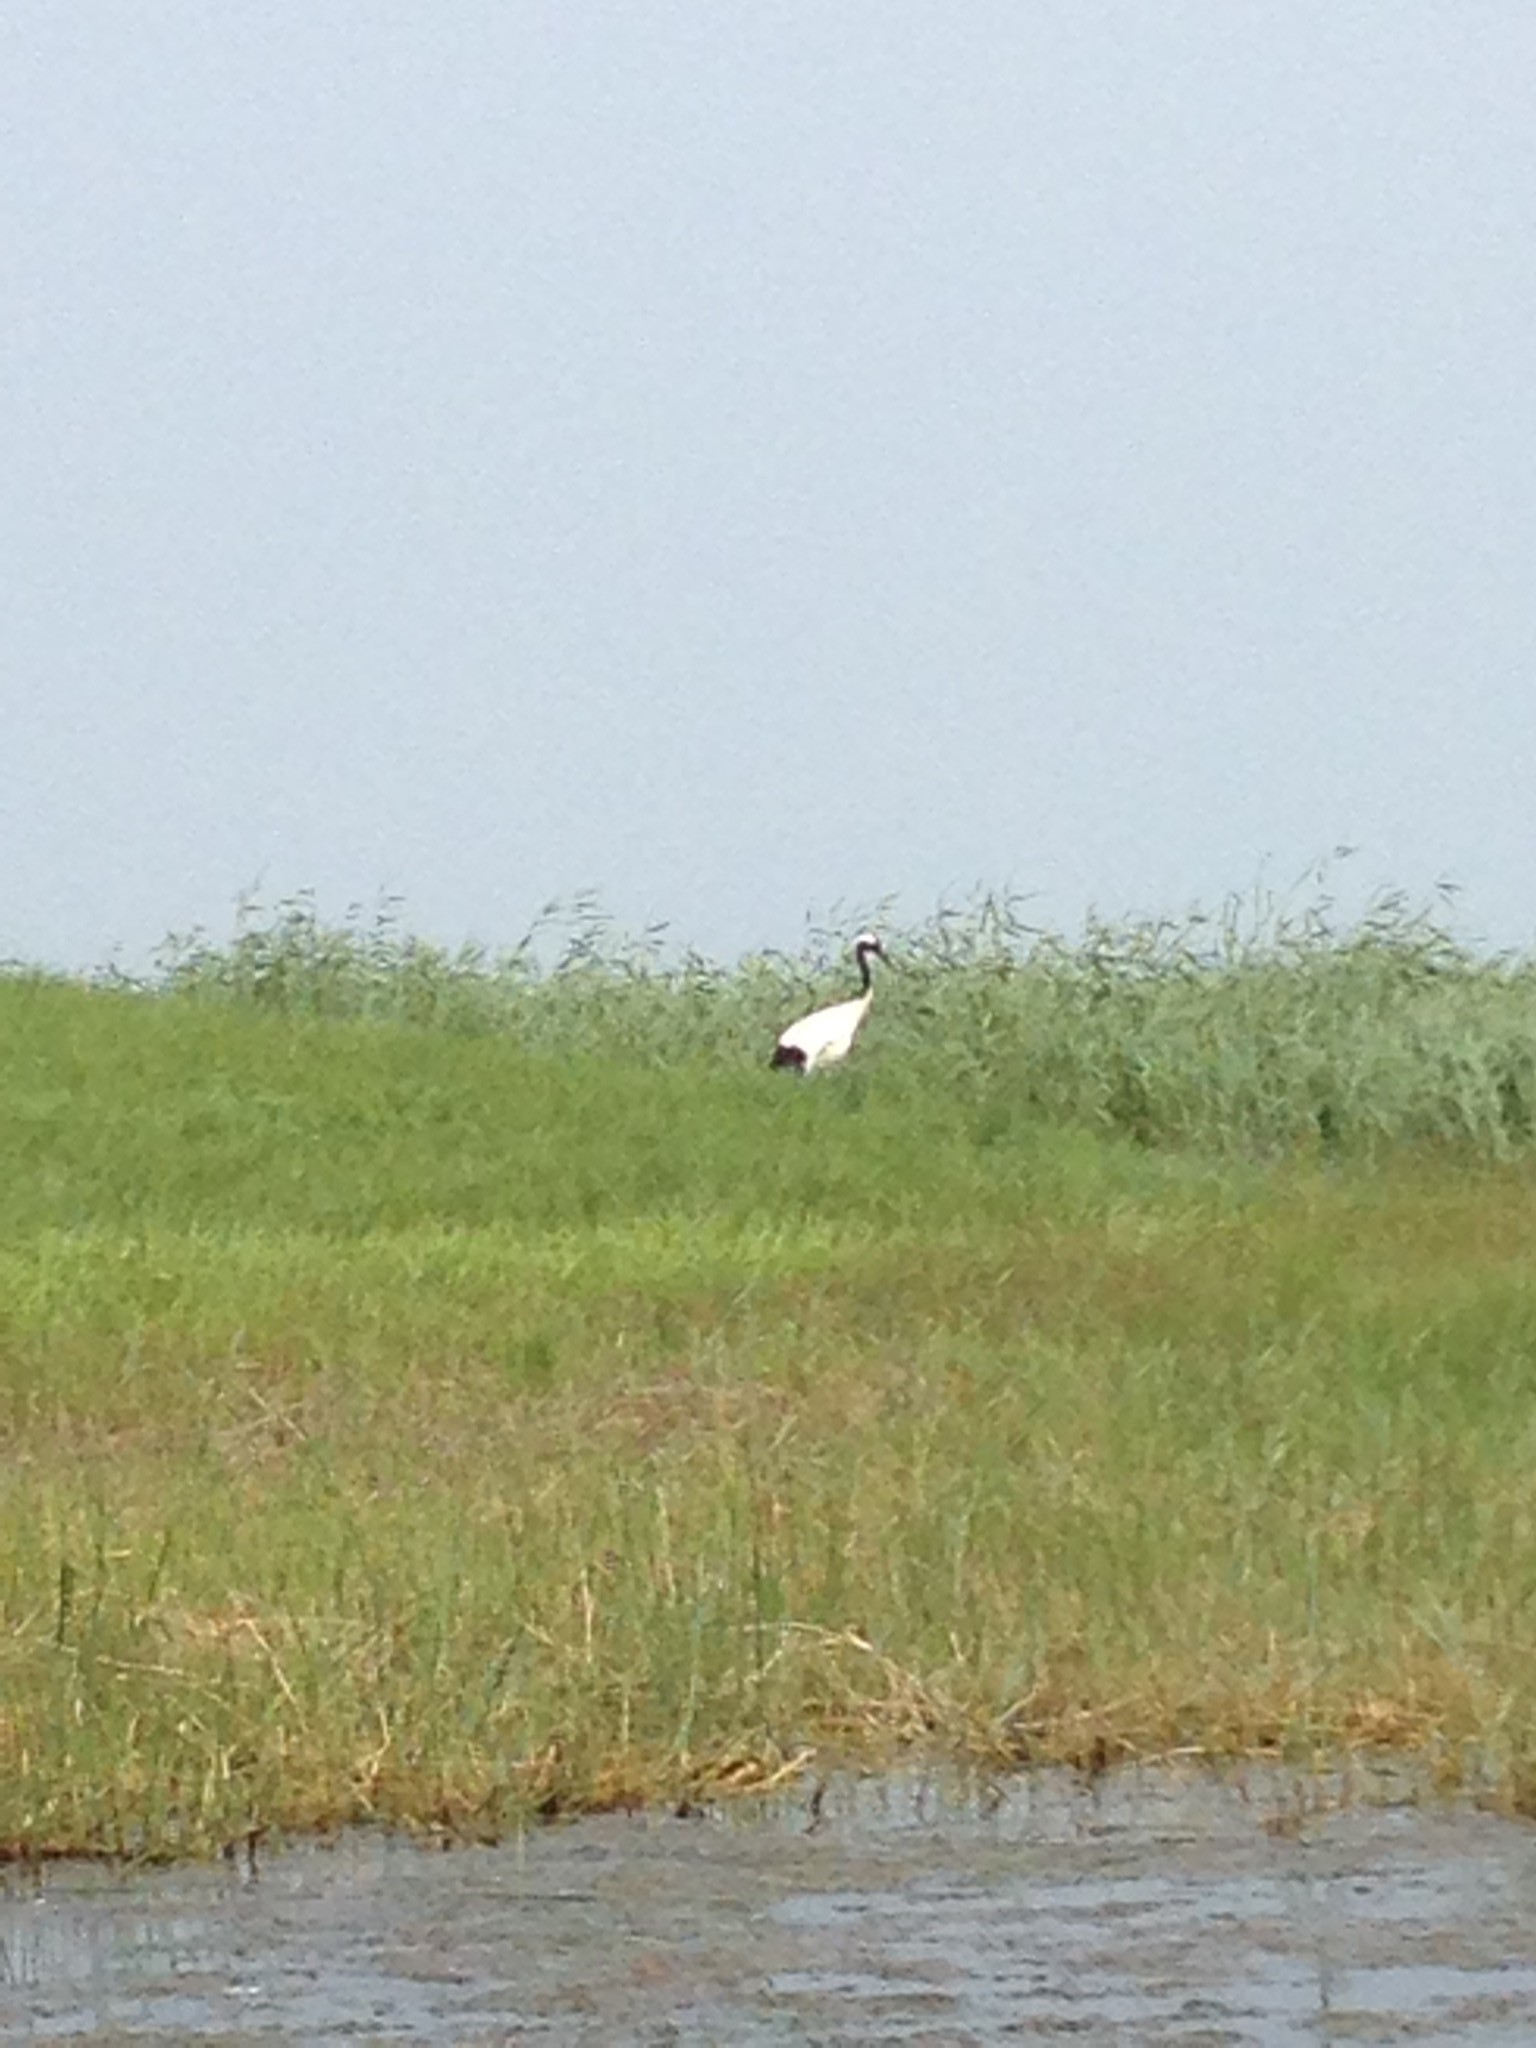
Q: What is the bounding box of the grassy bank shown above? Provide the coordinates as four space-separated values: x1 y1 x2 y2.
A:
5 902 1536 1857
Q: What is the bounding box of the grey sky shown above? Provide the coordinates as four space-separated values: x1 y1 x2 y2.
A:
5 3 1535 969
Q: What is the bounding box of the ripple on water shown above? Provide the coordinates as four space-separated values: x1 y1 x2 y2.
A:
5 1765 1536 2043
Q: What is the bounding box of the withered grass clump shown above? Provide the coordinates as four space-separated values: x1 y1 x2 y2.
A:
5 894 1536 1858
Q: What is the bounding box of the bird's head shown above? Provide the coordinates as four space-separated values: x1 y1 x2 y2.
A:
854 931 887 965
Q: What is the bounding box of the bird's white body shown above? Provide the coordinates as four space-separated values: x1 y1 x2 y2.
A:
771 933 885 1073
773 988 873 1072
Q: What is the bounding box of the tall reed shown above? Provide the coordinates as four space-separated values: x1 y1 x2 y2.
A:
145 884 1536 1157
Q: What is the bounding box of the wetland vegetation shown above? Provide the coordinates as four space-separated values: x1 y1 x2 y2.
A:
6 889 1536 1859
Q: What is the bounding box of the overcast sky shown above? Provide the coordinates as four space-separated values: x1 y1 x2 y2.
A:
5 3 1535 970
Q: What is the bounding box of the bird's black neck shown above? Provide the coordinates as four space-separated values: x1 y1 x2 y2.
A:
855 942 878 992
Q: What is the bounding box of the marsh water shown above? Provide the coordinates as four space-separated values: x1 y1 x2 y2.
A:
6 1765 1536 2043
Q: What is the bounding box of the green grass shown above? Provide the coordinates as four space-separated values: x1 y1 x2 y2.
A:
7 897 1536 1858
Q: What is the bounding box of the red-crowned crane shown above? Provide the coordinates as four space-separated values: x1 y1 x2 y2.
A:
770 932 887 1073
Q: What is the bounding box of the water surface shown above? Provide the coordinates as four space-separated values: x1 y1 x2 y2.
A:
6 1765 1536 2042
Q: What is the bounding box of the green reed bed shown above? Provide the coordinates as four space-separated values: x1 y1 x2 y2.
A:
5 897 1536 1857
147 886 1536 1152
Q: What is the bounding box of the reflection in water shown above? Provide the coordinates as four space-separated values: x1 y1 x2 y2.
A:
5 1766 1536 2042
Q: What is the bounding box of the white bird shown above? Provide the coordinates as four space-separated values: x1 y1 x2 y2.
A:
770 932 887 1073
